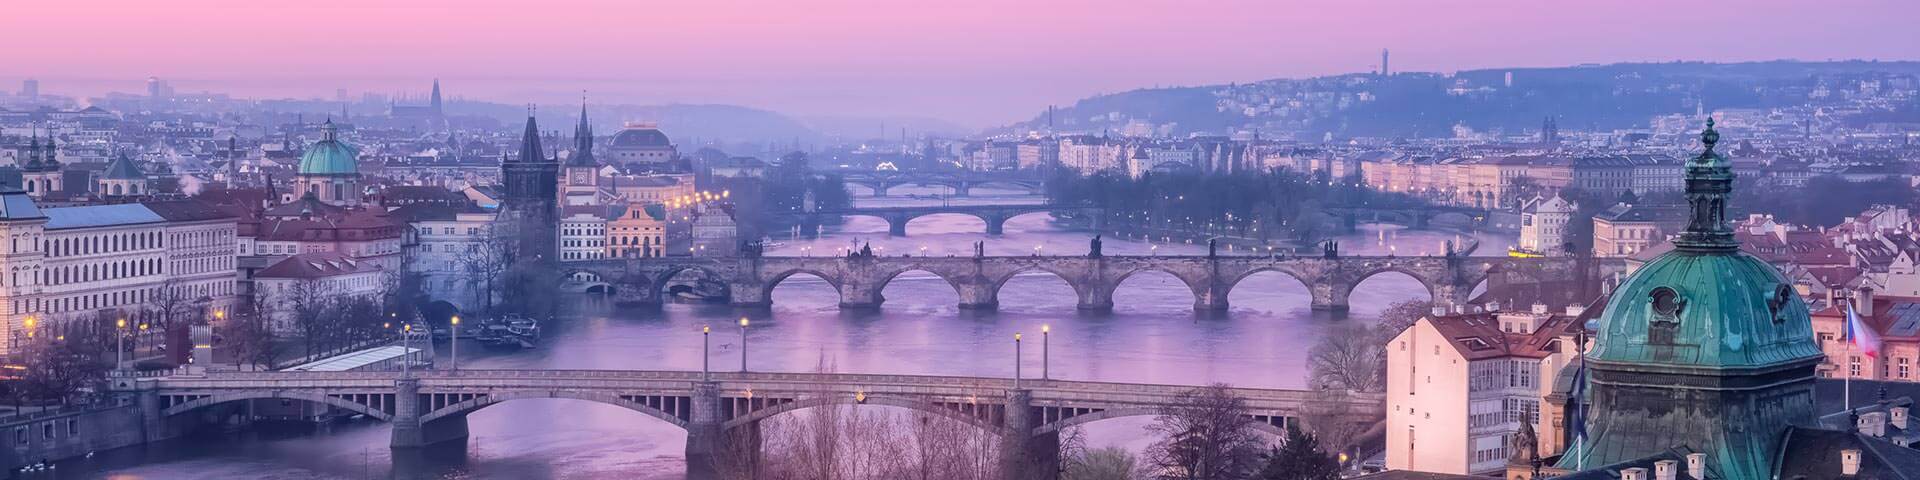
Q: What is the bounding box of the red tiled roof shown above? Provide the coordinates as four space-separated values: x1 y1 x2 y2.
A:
256 251 383 279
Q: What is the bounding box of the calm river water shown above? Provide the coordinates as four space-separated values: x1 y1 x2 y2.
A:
55 189 1513 480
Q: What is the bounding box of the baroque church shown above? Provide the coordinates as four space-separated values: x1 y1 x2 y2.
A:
1503 120 1920 479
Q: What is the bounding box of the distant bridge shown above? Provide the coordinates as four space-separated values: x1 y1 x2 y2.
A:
838 171 1046 197
559 254 1622 313
795 204 1103 236
118 369 1379 478
1322 205 1494 229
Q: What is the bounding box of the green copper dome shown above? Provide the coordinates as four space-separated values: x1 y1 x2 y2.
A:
1589 249 1821 369
298 120 360 176
1589 118 1821 370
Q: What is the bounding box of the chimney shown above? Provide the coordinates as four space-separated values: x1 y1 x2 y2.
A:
1565 304 1586 317
1487 301 1501 312
1686 453 1707 480
1842 448 1862 476
1432 306 1449 317
1861 412 1888 438
1894 406 1909 430
1827 287 1839 310
1532 302 1549 315
1857 287 1876 317
1654 460 1678 480
1621 467 1648 480
1454 304 1468 314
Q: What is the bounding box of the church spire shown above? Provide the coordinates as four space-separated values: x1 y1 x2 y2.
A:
517 109 544 164
1674 118 1736 252
429 79 444 115
571 93 596 166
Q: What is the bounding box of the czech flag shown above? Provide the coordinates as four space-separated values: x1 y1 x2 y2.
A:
1848 302 1882 359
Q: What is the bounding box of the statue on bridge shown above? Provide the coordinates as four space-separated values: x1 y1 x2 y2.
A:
1323 240 1340 259
1088 235 1102 258
741 240 764 259
974 241 985 258
1208 238 1217 258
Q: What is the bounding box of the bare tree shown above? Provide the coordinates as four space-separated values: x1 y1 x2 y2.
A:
1066 446 1145 480
1145 384 1267 480
1307 323 1384 393
456 223 513 314
1294 388 1372 461
282 280 331 358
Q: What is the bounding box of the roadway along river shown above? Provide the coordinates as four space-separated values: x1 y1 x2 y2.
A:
60 192 1515 480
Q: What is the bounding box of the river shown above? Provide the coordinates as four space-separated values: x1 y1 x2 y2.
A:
53 189 1514 479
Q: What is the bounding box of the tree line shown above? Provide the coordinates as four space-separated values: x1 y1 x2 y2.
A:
1044 169 1430 244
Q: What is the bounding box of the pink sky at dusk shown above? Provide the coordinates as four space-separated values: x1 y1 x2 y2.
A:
2 0 1917 126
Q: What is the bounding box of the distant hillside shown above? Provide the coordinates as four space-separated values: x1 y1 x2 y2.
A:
996 60 1920 138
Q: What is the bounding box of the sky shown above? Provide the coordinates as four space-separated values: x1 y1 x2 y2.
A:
2 0 1918 127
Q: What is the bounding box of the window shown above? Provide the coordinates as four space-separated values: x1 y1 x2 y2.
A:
1851 356 1862 377
1902 358 1912 380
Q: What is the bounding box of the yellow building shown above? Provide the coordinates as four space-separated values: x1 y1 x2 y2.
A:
606 203 666 258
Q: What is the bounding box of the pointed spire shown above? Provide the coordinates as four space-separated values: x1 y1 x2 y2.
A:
517 112 544 164
430 79 444 113
571 92 597 167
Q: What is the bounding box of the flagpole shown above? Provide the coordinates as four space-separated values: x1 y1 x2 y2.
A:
1845 301 1853 413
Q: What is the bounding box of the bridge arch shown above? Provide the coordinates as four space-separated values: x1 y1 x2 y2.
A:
419 390 691 428
1032 407 1287 438
1102 267 1210 311
988 266 1091 310
653 264 732 301
163 390 393 421
1344 266 1442 309
875 268 966 300
764 268 845 302
719 394 1004 435
900 212 993 236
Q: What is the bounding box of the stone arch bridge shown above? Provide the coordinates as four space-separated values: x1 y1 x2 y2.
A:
563 254 1621 312
119 369 1377 479
839 171 1046 197
795 204 1103 236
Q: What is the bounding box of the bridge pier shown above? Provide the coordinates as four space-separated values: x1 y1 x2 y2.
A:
839 282 884 309
729 281 771 308
985 214 1007 235
957 282 998 310
686 381 763 479
391 378 470 448
1309 281 1350 313
1075 286 1114 312
886 214 909 237
1000 389 1061 480
1195 284 1231 312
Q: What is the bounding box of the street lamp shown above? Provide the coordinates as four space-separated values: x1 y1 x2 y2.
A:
702 325 712 381
739 317 750 373
450 315 461 371
115 318 127 369
402 323 413 378
1014 332 1023 390
1041 324 1050 380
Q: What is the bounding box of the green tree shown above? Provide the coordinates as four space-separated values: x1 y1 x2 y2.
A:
1256 425 1341 480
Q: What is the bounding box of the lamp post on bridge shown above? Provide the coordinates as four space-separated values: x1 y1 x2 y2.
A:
450 315 460 371
1014 332 1023 390
115 318 126 370
739 317 750 373
402 323 413 379
703 325 712 381
1041 324 1050 380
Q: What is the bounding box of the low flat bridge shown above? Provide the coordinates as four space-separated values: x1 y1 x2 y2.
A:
116 369 1378 478
839 171 1045 197
562 254 1622 312
796 204 1102 236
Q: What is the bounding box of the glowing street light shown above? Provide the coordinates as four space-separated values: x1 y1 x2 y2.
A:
739 317 751 373
702 325 712 381
450 315 461 371
1014 332 1024 390
1041 324 1051 380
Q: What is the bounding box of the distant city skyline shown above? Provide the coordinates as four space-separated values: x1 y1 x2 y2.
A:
2 0 1918 127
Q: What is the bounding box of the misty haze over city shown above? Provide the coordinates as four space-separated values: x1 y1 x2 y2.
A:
0 2 1917 480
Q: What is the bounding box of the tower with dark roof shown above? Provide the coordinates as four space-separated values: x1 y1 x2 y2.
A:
500 112 560 265
563 99 602 203
99 151 147 198
22 128 63 199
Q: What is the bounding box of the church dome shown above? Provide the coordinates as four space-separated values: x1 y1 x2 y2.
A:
610 126 670 148
1588 119 1822 371
299 120 360 176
